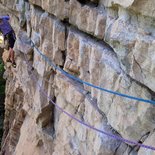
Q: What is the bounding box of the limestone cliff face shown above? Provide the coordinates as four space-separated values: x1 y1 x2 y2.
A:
0 0 155 155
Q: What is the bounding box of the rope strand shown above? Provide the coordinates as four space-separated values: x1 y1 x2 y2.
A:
31 41 155 105
24 54 155 151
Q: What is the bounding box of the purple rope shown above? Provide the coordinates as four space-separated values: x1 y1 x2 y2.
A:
24 55 155 151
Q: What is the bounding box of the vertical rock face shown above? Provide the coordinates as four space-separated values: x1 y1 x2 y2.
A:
0 0 155 155
0 94 5 146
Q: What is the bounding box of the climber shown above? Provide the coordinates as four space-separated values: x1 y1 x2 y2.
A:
0 15 16 67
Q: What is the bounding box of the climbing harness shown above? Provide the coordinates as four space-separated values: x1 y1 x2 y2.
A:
30 41 155 105
24 54 155 151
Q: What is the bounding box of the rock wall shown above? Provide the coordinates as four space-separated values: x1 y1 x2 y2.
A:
0 0 155 155
0 94 5 146
0 49 5 148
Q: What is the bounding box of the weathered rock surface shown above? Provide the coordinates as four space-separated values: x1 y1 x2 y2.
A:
100 0 135 8
138 132 155 155
0 0 155 155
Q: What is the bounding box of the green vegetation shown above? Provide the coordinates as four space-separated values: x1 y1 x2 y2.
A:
0 58 5 95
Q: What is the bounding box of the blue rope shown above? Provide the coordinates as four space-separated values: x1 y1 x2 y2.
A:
31 41 155 105
24 54 155 151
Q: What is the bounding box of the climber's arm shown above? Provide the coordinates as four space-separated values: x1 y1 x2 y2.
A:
0 15 10 20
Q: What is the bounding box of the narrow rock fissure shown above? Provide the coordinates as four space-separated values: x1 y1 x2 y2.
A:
126 73 155 100
60 18 68 68
0 50 5 150
76 0 98 7
50 96 56 138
